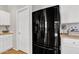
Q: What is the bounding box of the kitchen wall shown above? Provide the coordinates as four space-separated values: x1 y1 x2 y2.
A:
0 26 7 32
60 5 79 23
60 5 79 33
60 23 79 33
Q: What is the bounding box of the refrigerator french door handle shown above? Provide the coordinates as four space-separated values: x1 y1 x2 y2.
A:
43 10 47 44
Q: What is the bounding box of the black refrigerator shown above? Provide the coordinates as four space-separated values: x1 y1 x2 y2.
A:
32 5 61 54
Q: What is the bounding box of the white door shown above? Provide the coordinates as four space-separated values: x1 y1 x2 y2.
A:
16 7 30 53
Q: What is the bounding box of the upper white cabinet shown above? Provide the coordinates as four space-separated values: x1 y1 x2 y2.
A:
60 5 79 24
0 10 10 25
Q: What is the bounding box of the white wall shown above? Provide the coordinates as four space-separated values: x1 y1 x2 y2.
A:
60 5 79 23
32 5 55 12
60 5 79 33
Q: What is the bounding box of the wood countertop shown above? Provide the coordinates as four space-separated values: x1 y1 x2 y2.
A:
0 32 14 35
61 33 79 40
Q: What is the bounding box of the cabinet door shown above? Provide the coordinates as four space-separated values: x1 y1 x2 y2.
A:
61 46 79 54
0 11 10 25
3 35 13 50
8 35 13 48
0 36 3 52
2 13 10 25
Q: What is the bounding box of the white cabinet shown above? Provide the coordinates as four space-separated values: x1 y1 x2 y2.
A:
0 10 10 25
61 46 79 54
0 34 14 53
61 38 79 54
60 5 79 23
